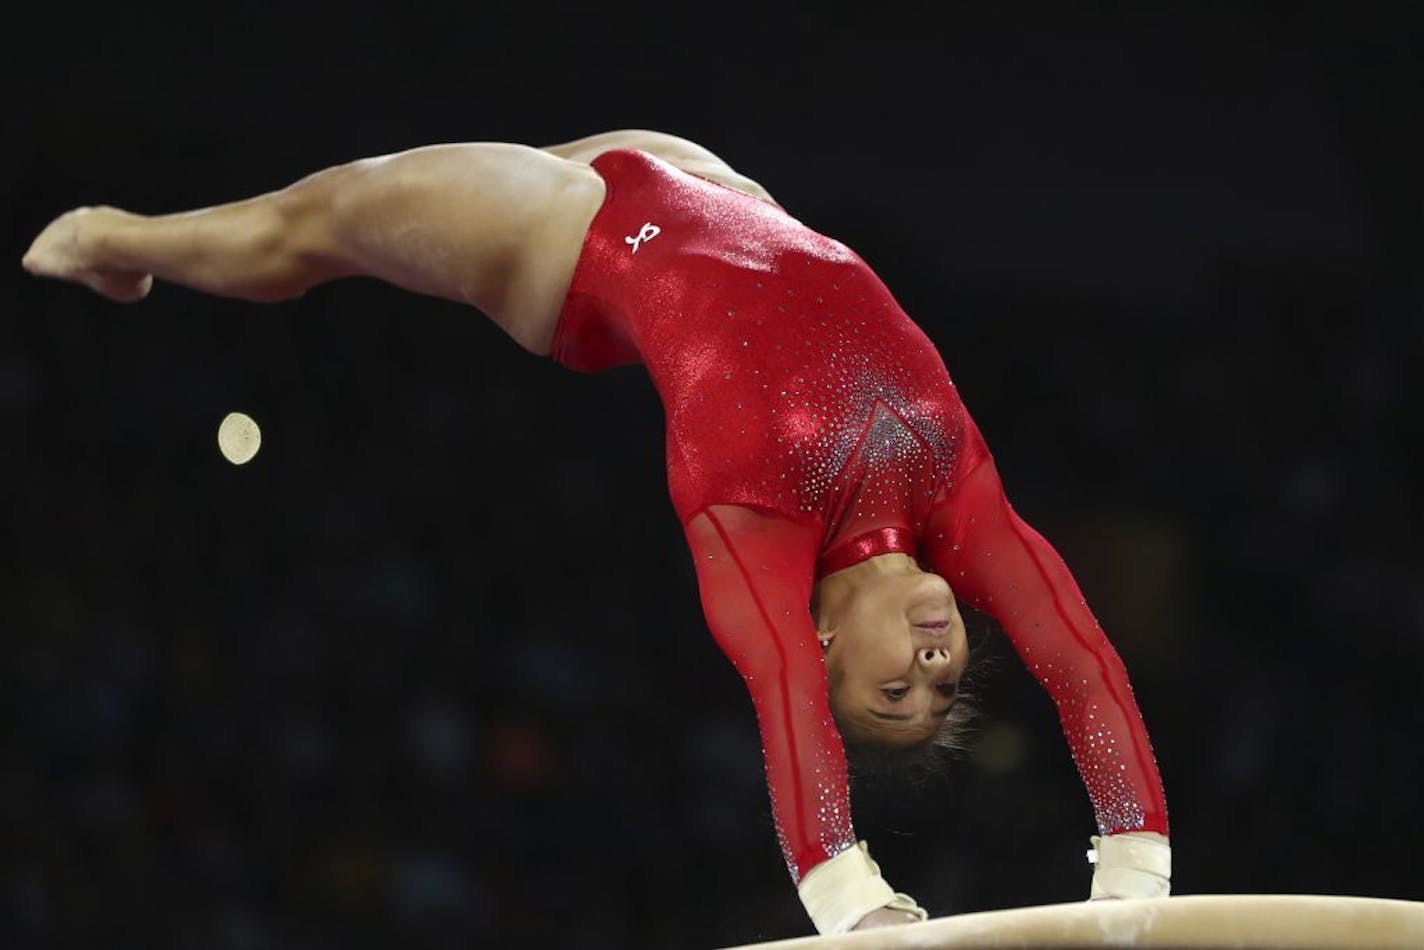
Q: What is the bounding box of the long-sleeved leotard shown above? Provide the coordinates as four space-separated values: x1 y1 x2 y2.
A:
553 150 1168 883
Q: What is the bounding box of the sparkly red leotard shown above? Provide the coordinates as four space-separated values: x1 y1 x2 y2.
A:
553 150 1168 882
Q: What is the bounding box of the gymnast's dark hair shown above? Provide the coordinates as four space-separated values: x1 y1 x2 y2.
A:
832 634 995 789
835 687 980 790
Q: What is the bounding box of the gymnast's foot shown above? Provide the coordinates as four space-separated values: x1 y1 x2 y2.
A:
23 207 153 302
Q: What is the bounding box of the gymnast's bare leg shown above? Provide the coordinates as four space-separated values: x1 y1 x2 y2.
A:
23 142 607 354
21 130 772 350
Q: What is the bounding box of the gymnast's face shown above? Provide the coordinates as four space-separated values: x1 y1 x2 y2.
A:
817 563 969 746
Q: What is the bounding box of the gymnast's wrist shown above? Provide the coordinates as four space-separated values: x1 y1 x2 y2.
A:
796 840 928 934
1087 831 1171 900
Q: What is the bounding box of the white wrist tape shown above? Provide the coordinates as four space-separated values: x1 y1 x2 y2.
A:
1087 833 1172 899
797 841 928 935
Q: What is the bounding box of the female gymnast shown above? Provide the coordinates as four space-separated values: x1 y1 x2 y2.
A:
22 129 1171 935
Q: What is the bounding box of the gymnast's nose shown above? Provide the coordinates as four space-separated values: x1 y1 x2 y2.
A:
918 647 952 671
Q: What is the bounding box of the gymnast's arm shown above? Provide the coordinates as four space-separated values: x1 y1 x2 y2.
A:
682 505 922 933
21 143 605 352
923 416 1171 896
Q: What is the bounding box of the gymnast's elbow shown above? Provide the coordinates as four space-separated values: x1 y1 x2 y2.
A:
714 640 786 689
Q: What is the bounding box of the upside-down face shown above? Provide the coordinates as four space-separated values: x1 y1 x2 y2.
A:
818 565 969 747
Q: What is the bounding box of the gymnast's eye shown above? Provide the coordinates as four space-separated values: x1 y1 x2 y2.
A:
882 687 908 701
936 682 959 699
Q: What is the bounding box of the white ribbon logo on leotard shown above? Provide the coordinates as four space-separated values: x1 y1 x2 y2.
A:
625 222 661 253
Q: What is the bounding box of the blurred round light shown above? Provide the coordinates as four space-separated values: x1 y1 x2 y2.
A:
217 411 261 465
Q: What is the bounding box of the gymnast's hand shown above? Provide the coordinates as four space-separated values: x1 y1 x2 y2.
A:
852 907 924 930
23 207 154 303
1088 831 1171 900
796 841 929 934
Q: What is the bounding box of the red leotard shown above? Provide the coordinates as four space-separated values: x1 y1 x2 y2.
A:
553 150 1168 883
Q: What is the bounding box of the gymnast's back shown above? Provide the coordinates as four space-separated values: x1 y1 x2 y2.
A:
549 147 965 533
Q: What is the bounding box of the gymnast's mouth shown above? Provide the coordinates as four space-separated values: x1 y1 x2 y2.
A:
912 619 951 630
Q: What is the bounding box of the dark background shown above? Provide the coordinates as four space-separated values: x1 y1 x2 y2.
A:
3 3 1421 948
